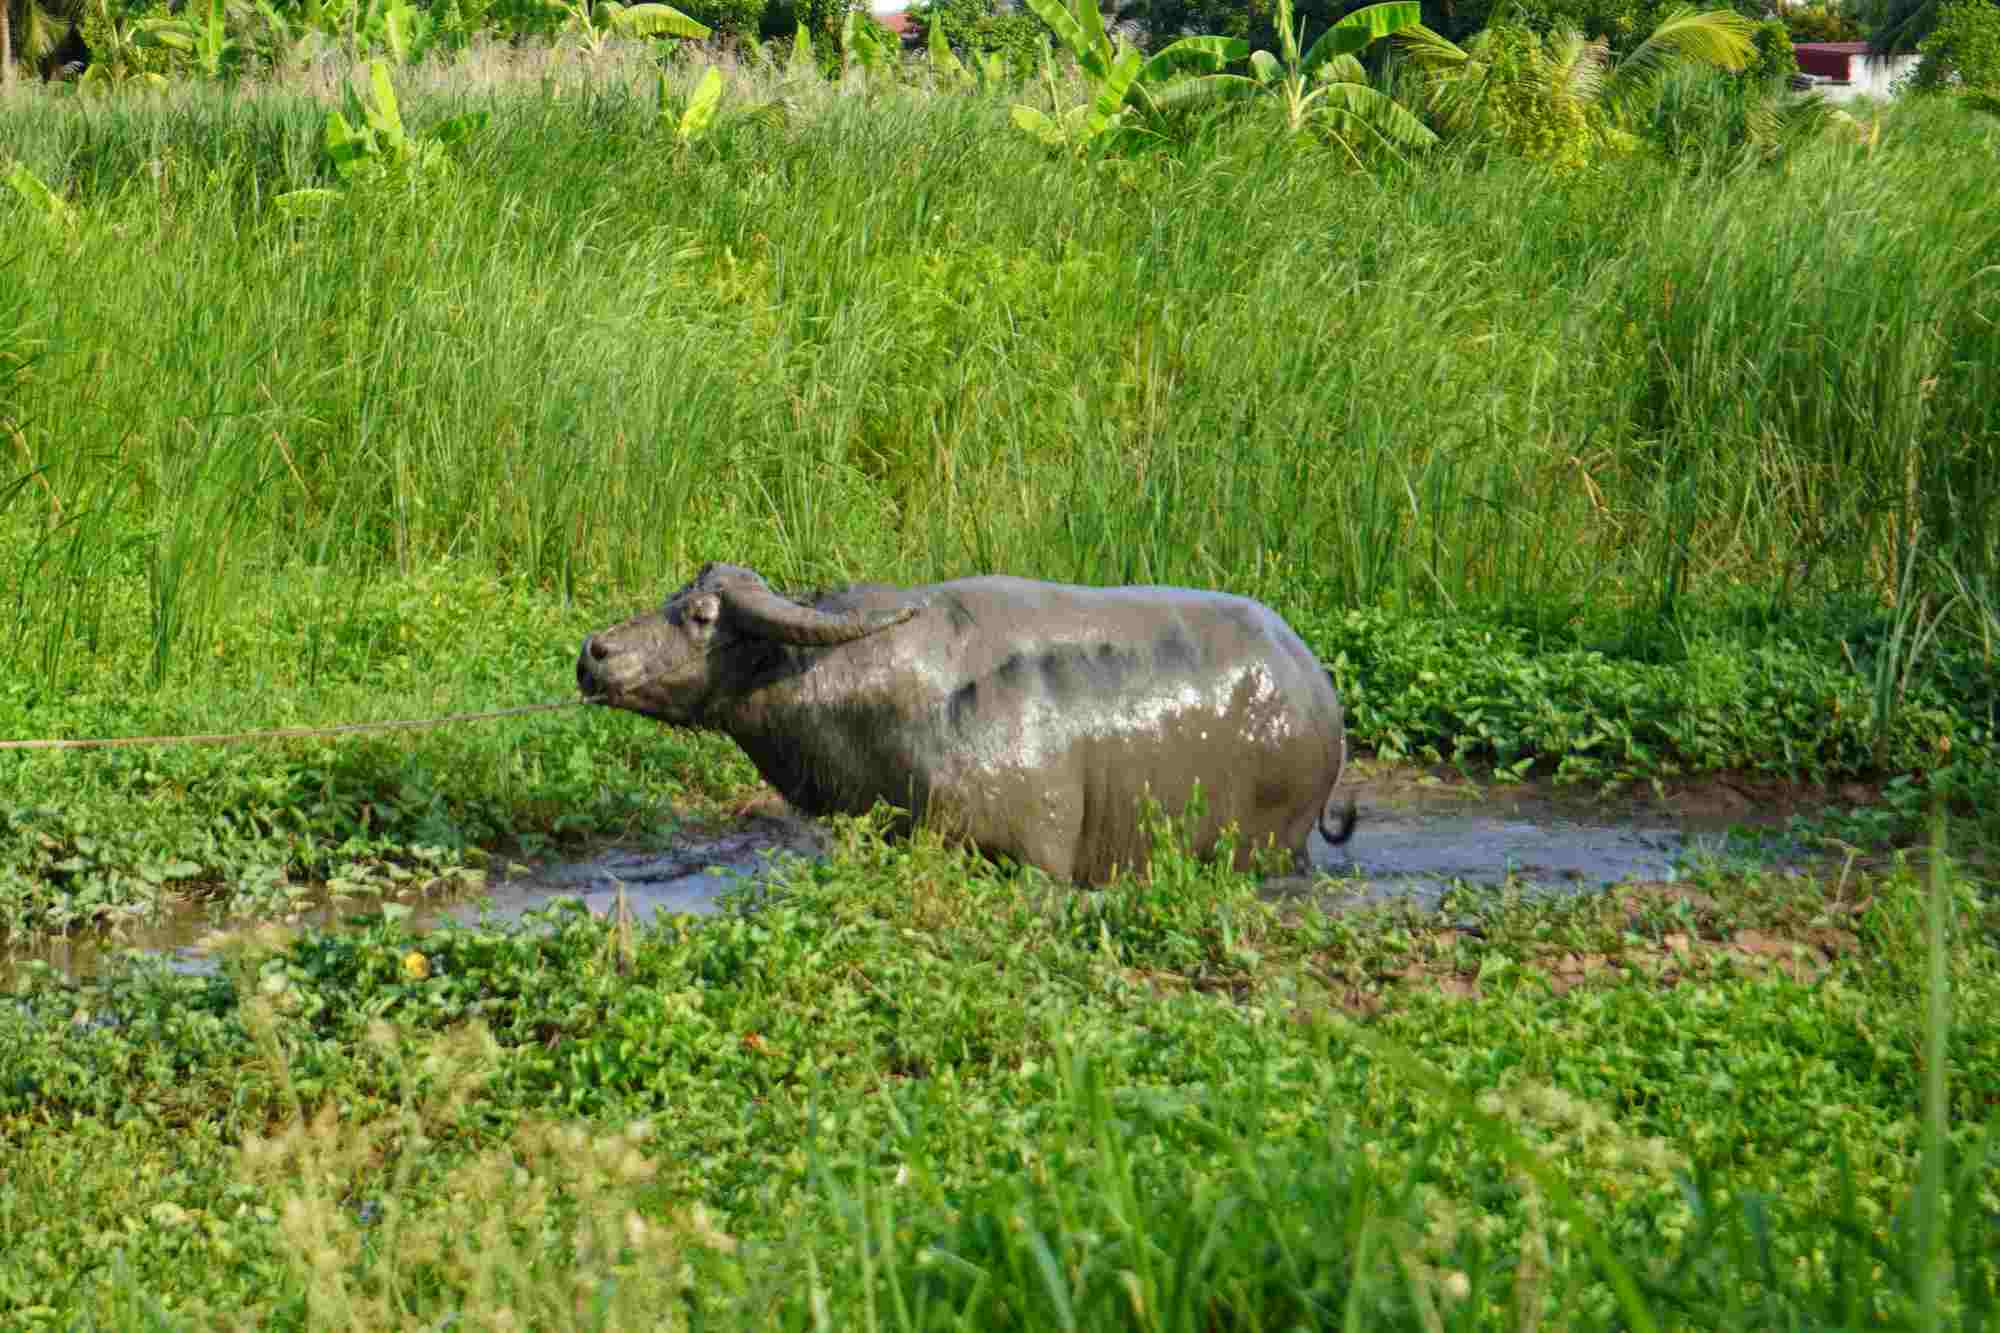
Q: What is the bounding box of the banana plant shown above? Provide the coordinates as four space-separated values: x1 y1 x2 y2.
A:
5 163 74 232
1012 0 1246 147
1248 0 1436 161
137 0 246 80
785 21 822 83
244 1 332 76
1011 35 1142 152
548 0 710 56
660 63 723 144
927 16 967 86
839 6 895 89
927 20 1009 91
72 0 172 88
275 59 488 213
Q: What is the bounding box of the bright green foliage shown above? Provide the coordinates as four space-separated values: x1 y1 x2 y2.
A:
1401 5 1757 166
1914 0 2000 89
1246 0 1438 161
73 0 179 87
1011 0 1249 150
667 0 766 41
321 60 487 182
782 0 852 44
1745 14 1798 82
137 0 248 80
838 5 897 85
785 17 821 79
547 0 710 53
1783 2 1866 41
0 821 1996 1325
1409 21 1632 167
669 62 724 143
0 82 1997 1326
911 0 1043 69
3 161 73 230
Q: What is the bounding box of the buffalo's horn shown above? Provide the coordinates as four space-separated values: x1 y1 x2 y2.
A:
718 571 918 645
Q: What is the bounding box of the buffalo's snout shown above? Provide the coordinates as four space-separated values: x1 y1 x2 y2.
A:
577 634 610 697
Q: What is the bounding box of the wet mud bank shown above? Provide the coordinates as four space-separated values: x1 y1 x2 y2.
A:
7 765 1830 983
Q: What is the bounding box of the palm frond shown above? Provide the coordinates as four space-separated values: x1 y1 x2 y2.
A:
1605 6 1756 116
1392 22 1474 71
1546 28 1610 104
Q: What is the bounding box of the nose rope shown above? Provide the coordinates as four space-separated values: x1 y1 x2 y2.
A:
0 699 596 752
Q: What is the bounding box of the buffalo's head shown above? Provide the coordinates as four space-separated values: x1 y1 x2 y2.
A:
577 563 916 723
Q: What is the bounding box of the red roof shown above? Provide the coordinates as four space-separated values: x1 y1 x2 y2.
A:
1794 41 1868 79
876 10 916 32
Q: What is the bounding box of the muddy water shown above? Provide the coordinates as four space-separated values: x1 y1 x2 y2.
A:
6 767 1807 983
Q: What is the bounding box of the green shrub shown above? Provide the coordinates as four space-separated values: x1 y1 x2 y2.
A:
761 0 853 40
1455 23 1633 170
1783 3 1866 42
674 0 769 40
1747 15 1799 82
909 0 1045 65
1913 0 2000 89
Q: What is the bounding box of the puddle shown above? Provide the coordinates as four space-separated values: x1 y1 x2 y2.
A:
1281 765 1806 915
6 766 1822 984
422 814 826 930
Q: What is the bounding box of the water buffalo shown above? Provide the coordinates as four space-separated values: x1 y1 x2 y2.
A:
577 563 1354 884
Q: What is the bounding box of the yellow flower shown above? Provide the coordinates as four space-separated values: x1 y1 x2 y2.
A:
402 951 431 980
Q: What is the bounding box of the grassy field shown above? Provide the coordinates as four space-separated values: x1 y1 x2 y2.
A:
2 55 1999 1328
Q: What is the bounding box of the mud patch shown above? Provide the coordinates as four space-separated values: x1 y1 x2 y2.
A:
1287 761 1805 915
1 817 826 985
425 814 826 929
8 765 1833 983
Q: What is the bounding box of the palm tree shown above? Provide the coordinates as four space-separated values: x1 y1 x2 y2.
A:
1396 5 1759 162
3 0 72 85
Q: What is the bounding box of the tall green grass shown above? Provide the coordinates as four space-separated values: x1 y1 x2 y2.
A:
3 64 1995 694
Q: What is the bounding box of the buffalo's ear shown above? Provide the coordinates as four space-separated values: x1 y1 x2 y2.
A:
688 593 721 625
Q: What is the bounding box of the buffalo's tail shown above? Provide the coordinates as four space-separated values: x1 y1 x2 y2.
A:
1318 795 1358 847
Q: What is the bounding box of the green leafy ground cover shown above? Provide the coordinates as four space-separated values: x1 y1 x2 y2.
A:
3 824 1996 1327
2 65 1998 1330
